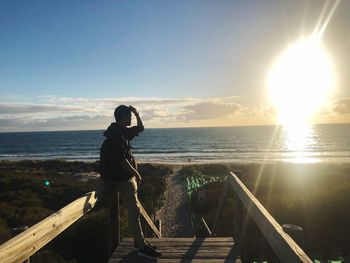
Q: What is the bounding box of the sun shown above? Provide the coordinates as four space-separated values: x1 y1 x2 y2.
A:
267 35 334 127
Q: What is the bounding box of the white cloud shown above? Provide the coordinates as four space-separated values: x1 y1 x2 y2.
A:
0 103 82 114
142 108 171 121
0 115 113 132
332 98 350 114
182 102 241 120
1 95 346 132
41 95 197 106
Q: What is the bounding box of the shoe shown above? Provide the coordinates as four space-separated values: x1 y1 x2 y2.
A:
134 240 157 250
137 245 162 259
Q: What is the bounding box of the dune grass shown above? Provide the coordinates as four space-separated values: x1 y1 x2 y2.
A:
0 160 171 263
182 162 350 261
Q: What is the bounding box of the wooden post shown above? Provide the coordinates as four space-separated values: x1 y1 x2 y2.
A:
108 190 120 256
233 170 244 261
143 217 148 238
156 219 161 236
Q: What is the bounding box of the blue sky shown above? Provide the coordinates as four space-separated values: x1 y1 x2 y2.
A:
0 1 349 131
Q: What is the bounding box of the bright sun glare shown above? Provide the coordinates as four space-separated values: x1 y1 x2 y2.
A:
268 35 334 127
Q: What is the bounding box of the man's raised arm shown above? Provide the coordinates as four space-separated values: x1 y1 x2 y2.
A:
129 106 144 131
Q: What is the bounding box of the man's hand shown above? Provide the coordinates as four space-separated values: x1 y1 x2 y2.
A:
129 105 144 131
120 159 142 185
129 105 139 115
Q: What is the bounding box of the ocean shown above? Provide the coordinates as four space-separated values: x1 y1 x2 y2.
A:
0 124 349 163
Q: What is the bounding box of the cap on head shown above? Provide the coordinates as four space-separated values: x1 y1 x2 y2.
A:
114 105 131 121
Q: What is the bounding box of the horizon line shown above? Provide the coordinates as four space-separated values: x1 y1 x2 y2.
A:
0 122 349 134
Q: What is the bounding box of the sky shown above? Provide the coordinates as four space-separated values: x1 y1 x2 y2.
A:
0 0 349 132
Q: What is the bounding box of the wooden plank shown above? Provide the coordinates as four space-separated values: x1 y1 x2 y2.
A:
117 246 232 253
115 250 235 256
119 242 234 247
139 203 161 238
113 252 236 259
110 237 239 263
0 183 110 263
119 237 233 242
117 243 234 248
233 170 244 259
109 259 242 263
228 172 312 263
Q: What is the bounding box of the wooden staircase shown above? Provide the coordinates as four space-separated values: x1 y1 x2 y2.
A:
108 237 241 263
0 171 313 263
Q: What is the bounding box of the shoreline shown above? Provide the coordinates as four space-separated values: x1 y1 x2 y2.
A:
1 159 350 181
1 158 350 166
1 158 350 176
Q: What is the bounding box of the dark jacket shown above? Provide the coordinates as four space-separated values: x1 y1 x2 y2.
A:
99 122 144 181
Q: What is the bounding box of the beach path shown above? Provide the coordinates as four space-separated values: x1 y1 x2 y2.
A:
159 167 194 237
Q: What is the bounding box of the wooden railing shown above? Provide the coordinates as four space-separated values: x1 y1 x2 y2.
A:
0 182 161 263
213 171 313 263
0 170 314 263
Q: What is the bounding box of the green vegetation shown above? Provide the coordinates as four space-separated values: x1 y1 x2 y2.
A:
181 163 350 262
179 164 226 197
0 160 171 263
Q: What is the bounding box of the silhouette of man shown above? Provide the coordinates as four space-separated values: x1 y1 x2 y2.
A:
100 105 162 259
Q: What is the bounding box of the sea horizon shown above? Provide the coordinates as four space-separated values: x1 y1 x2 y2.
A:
0 123 349 164
0 122 349 134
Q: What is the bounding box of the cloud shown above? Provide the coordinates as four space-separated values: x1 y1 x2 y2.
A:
332 98 350 114
182 102 241 120
0 115 113 132
0 103 82 114
6 94 345 131
142 108 171 121
42 96 196 107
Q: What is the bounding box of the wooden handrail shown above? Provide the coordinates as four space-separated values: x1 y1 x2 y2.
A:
0 183 109 263
139 204 161 238
228 172 312 263
0 181 161 263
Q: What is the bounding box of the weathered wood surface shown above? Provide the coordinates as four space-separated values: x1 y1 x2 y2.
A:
109 237 241 262
0 183 109 263
228 172 313 263
0 179 162 263
233 171 244 258
139 203 161 238
110 261 239 263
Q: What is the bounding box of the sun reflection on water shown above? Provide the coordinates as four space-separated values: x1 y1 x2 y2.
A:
282 123 319 163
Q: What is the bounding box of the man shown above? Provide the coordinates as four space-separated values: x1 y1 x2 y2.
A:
100 105 162 259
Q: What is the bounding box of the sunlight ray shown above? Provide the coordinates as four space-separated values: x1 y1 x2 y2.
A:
262 0 342 210
319 0 341 37
313 0 331 35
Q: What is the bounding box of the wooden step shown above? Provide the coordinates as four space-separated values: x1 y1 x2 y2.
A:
108 237 241 263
